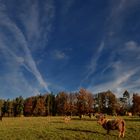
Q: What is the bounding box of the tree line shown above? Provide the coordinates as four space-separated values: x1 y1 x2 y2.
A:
0 88 140 117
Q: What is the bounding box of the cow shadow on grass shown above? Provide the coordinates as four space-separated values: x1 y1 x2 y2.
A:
58 128 118 137
59 128 104 134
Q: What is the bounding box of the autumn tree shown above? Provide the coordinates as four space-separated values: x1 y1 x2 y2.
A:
132 94 140 115
76 88 94 116
33 96 46 116
55 91 68 115
67 93 77 116
24 97 34 116
7 100 14 117
0 99 4 116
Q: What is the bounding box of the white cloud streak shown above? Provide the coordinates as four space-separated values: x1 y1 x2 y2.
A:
0 0 55 97
85 0 140 95
106 0 140 38
19 0 55 51
88 68 138 96
87 39 140 96
87 41 104 74
80 41 104 86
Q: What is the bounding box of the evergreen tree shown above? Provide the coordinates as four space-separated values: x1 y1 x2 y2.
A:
1 100 9 116
13 96 24 116
123 90 130 111
45 93 56 116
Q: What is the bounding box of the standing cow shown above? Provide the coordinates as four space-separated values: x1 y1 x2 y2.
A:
64 116 71 123
96 115 125 138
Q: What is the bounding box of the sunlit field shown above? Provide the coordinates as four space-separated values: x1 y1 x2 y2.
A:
0 116 139 140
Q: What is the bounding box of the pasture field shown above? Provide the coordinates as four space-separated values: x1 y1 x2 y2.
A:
0 116 139 140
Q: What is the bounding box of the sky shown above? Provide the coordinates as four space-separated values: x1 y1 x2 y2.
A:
0 0 140 99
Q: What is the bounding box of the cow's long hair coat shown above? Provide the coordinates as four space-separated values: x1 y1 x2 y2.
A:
96 115 125 137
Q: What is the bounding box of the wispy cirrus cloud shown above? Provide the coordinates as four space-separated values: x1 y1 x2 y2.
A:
0 0 55 97
19 0 55 51
85 0 140 95
20 1 40 42
87 41 104 76
87 40 140 95
106 0 139 38
80 2 127 88
80 41 104 86
88 63 139 96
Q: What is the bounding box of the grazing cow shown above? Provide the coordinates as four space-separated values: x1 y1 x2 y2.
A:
88 113 92 118
79 114 84 119
96 115 125 138
126 112 132 116
64 116 71 123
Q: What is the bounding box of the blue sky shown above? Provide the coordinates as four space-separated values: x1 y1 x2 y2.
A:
0 0 140 99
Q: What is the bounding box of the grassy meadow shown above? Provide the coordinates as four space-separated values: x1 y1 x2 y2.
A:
0 116 139 140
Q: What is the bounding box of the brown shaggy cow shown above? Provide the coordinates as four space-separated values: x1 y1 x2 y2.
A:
96 115 125 138
64 116 71 123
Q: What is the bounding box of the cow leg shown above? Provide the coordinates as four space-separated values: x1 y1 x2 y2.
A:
121 130 125 137
119 131 121 137
118 130 124 137
122 123 125 137
107 130 110 134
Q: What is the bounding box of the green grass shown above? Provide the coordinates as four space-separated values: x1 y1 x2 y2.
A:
0 116 139 140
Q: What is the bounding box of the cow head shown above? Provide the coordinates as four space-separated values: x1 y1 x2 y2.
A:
96 114 106 125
